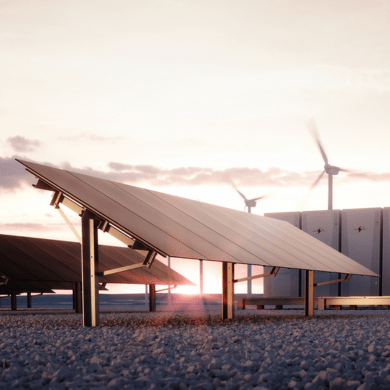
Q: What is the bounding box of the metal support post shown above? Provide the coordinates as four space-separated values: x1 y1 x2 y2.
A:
200 259 204 295
27 292 32 308
222 262 234 320
299 270 303 297
11 290 17 311
81 211 100 327
168 256 172 304
73 284 76 310
247 264 252 296
317 298 325 311
73 282 82 314
305 270 315 317
149 284 156 312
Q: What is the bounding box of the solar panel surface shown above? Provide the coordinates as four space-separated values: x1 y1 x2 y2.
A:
17 160 378 277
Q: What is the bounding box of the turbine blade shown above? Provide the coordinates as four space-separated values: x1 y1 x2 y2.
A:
307 118 329 165
296 170 326 211
250 195 268 202
311 170 326 190
232 183 247 201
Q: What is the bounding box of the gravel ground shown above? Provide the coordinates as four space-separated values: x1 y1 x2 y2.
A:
1 309 390 389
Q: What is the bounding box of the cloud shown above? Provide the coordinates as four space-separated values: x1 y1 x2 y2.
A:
56 162 390 188
59 133 125 142
346 172 390 182
7 136 41 152
2 157 390 194
70 162 330 188
0 156 36 191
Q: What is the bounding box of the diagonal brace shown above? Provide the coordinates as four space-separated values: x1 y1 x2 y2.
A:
314 274 352 287
57 206 82 243
97 262 145 277
0 272 9 285
96 250 157 277
234 266 280 283
50 191 84 243
156 285 177 293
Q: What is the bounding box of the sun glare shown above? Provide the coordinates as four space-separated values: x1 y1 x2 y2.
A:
174 285 200 295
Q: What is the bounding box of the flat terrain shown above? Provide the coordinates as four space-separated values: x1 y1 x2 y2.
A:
1 297 390 389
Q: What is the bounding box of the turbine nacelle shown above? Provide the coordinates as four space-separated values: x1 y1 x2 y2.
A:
245 199 257 208
324 164 341 175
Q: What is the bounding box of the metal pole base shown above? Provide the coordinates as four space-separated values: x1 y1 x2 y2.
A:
149 284 156 312
222 263 234 320
305 270 315 317
11 291 17 311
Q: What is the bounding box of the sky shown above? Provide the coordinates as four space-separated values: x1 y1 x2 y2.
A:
1 0 390 295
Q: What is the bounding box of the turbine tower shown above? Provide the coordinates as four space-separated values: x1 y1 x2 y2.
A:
307 119 349 211
233 184 267 296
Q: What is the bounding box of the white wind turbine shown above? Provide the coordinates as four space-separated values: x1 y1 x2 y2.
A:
307 118 350 211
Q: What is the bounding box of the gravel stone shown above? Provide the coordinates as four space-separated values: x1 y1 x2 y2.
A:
1 310 390 389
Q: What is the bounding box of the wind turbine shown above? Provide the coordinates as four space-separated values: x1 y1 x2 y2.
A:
307 118 349 211
233 183 267 296
233 184 267 214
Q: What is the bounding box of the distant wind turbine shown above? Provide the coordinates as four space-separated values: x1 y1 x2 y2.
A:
307 118 350 211
232 183 267 296
233 183 267 214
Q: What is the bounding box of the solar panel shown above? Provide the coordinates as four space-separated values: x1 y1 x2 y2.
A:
18 159 378 277
0 234 194 289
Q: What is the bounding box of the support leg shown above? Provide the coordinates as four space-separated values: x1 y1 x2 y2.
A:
149 284 156 312
237 298 245 310
81 211 100 327
247 264 252 296
222 262 234 320
200 260 204 295
317 298 325 311
73 284 76 310
168 257 172 305
27 292 32 308
299 269 303 297
73 282 82 314
305 270 315 317
11 291 17 311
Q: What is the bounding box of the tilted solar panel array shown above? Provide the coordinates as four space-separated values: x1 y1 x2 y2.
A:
17 159 378 277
